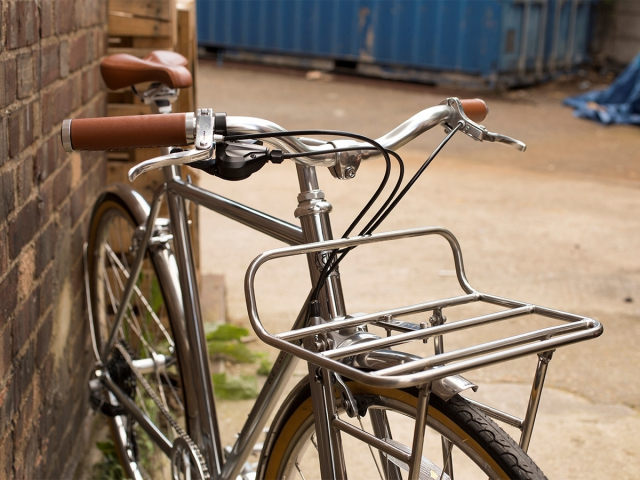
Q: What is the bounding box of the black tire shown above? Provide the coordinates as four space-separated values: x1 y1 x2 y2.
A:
87 190 189 479
257 380 547 480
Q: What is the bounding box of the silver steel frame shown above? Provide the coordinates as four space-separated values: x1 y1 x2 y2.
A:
98 163 602 479
91 97 602 480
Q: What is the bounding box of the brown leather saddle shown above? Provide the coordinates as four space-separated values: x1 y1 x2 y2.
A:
100 50 193 90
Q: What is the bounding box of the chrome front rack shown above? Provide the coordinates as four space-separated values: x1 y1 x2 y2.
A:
244 227 603 390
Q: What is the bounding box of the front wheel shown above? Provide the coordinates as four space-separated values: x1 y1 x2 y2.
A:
258 380 547 480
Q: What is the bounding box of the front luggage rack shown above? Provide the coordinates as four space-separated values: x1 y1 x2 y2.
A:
244 226 603 390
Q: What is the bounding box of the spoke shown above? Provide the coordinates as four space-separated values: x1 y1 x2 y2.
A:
358 415 384 480
106 244 175 348
105 249 157 356
102 262 131 342
102 262 121 327
162 370 185 412
439 438 454 480
136 385 153 421
295 461 307 480
107 249 155 358
123 313 155 355
310 433 318 452
115 216 131 271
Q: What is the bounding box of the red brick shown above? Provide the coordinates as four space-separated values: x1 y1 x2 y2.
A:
0 378 16 441
0 118 8 167
39 268 55 317
39 0 54 38
81 64 101 104
7 1 39 49
75 1 96 29
97 0 109 25
52 163 71 209
35 223 55 276
59 40 69 79
13 289 40 357
8 103 36 158
40 91 55 135
55 0 74 35
69 182 86 227
8 114 20 159
81 150 103 176
0 227 7 279
0 59 17 111
37 357 53 409
35 312 52 368
69 221 85 267
40 42 59 87
13 385 35 449
42 83 72 133
0 325 11 382
69 34 87 72
49 400 71 451
0 268 18 322
17 156 34 206
70 74 82 112
34 135 56 184
0 430 14 480
14 432 37 480
37 177 53 228
95 29 108 58
0 169 15 220
8 199 39 259
13 341 35 413
17 53 34 100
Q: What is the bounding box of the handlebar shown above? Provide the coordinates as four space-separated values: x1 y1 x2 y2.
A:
61 97 524 180
61 113 193 151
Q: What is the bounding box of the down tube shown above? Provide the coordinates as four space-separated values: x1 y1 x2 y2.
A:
220 297 310 480
164 165 224 475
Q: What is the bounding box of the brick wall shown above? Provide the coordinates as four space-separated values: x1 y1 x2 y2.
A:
0 1 108 478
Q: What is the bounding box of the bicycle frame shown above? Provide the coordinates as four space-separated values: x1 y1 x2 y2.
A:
96 146 603 479
97 155 359 479
88 93 601 480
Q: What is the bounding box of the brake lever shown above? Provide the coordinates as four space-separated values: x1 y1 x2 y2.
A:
483 132 527 151
442 97 527 152
128 108 221 181
128 147 213 181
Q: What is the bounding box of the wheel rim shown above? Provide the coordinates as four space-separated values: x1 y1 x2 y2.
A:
266 383 509 480
89 201 186 479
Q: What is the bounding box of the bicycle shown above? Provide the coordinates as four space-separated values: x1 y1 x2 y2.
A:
61 51 603 480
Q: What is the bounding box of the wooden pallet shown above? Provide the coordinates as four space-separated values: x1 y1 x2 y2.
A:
106 0 197 136
106 0 200 267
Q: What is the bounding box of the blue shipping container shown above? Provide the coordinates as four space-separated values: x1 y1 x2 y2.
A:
197 0 597 87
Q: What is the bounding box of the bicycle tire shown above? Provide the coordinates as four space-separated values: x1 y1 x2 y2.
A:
87 188 191 479
257 379 547 480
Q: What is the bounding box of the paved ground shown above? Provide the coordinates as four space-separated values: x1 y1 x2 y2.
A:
195 59 640 478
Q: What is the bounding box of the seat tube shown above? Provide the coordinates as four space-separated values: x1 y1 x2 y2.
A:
295 163 348 480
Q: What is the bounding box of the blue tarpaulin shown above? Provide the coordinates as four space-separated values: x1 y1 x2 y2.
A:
564 53 640 125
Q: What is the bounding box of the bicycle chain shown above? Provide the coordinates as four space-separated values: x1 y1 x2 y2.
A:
114 343 211 480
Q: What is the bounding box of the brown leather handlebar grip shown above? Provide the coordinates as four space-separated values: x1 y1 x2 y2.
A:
63 113 189 151
460 98 488 123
